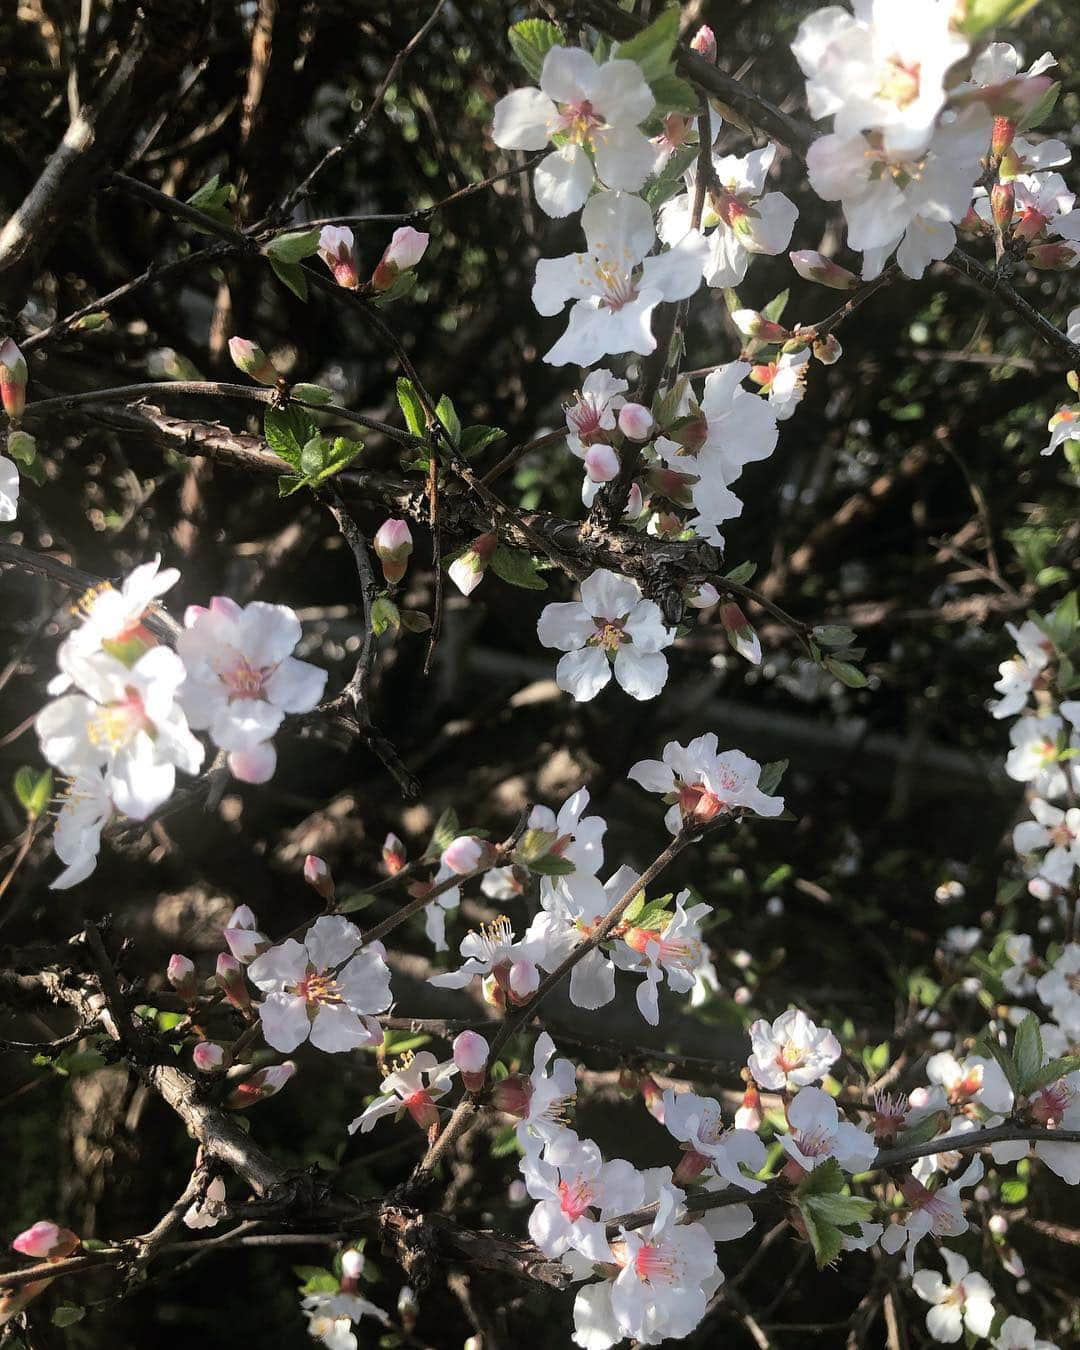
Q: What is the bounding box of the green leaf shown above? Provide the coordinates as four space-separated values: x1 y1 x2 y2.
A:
526 853 577 877
957 0 1043 38
649 73 698 115
824 657 869 688
336 892 378 915
724 561 757 585
292 383 333 405
371 596 400 636
803 1192 875 1226
20 454 46 486
507 18 563 82
435 394 461 448
490 545 547 590
896 1112 949 1148
265 227 322 263
322 436 364 475
265 405 318 467
277 474 305 497
15 766 52 820
396 378 427 437
1025 1055 1080 1093
427 807 460 859
975 1035 1021 1095
614 8 681 83
399 609 432 634
799 1205 846 1269
185 174 236 231
1000 1178 1028 1204
796 1157 845 1198
813 625 857 648
460 424 506 456
294 1266 340 1296
300 434 326 478
268 254 308 301
1013 1013 1044 1090
762 288 790 324
1018 79 1060 133
758 759 788 796
52 1304 85 1327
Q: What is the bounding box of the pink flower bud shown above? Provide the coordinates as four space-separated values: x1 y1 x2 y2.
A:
991 115 1017 161
0 338 28 421
227 337 278 387
673 1147 710 1185
223 906 268 964
447 531 497 597
507 959 539 1000
304 854 335 903
690 24 716 62
1014 207 1049 244
215 953 251 1011
318 225 359 289
383 832 407 875
639 1073 665 1123
617 402 653 441
373 517 414 584
788 250 859 291
687 582 720 610
372 226 430 291
452 1030 489 1091
991 182 1015 234
734 1080 762 1131
193 1041 225 1072
167 954 198 1002
12 1221 79 1260
442 835 494 875
340 1248 365 1280
1028 242 1076 269
732 309 788 343
584 443 619 483
490 1073 533 1118
226 1060 296 1109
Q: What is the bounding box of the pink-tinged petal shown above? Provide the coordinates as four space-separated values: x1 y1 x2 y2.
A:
228 741 278 784
237 601 302 668
555 646 611 701
212 697 283 751
258 992 310 1052
265 655 327 712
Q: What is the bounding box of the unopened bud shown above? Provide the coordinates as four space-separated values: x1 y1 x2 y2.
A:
215 952 251 1011
398 1286 418 1332
788 250 859 291
452 1030 490 1090
442 835 495 875
227 337 278 386
223 905 268 964
673 1147 710 1185
719 602 761 663
404 1087 441 1131
991 115 1017 161
12 1221 79 1260
0 338 28 420
304 854 335 903
732 309 788 343
318 225 359 289
639 1073 665 1122
6 428 36 465
447 531 497 597
734 1080 762 1131
1027 241 1076 269
958 204 990 234
617 402 653 441
373 518 414 584
1014 208 1049 244
340 1248 365 1280
988 1213 1008 1237
226 1060 296 1109
991 181 1015 234
584 443 619 483
193 1041 226 1072
291 382 333 405
371 226 430 292
812 333 842 365
167 954 199 1002
687 581 720 609
383 832 407 875
690 24 716 63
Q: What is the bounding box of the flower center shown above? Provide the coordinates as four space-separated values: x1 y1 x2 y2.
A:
1031 1078 1074 1126
631 1240 682 1285
291 968 343 1007
777 1039 807 1073
590 618 627 652
222 655 268 700
558 1177 595 1222
557 99 604 144
678 780 723 821
86 689 150 750
793 1126 833 1158
878 56 921 109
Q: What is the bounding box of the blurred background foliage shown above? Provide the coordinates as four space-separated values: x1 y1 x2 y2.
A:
1 0 1079 1345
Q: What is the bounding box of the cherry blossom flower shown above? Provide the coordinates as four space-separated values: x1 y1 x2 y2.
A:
523 1129 643 1261
563 369 627 459
658 144 798 287
1002 934 1040 997
1042 404 1080 458
747 1009 841 1091
751 347 810 421
612 892 711 1025
183 1176 227 1230
990 618 1053 718
48 767 112 890
532 191 707 367
0 453 18 521
177 597 327 783
780 1086 876 1174
1005 714 1070 794
912 1248 995 1343
1014 800 1080 888
428 914 545 1004
793 0 968 158
496 1032 577 1156
492 46 655 217
528 788 606 899
37 646 204 820
348 1050 457 1133
302 1292 389 1350
12 1221 79 1259
628 733 784 835
528 865 641 1011
1036 945 1080 1041
247 916 391 1054
537 568 675 702
661 1089 768 1191
880 1157 983 1272
992 1315 1059 1350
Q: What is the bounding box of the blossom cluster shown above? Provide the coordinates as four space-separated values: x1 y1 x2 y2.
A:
33 558 326 888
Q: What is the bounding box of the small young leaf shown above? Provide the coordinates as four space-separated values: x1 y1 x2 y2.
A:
52 1305 85 1327
268 255 308 301
813 625 857 648
427 807 460 859
435 394 461 448
525 854 577 877
265 227 322 263
649 73 698 115
507 18 563 82
614 8 681 83
300 435 326 478
460 424 506 456
724 561 757 585
762 288 790 324
1025 1055 1080 1093
758 759 788 796
824 657 869 689
490 545 547 590
265 405 318 467
396 378 427 437
1013 1013 1044 1090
